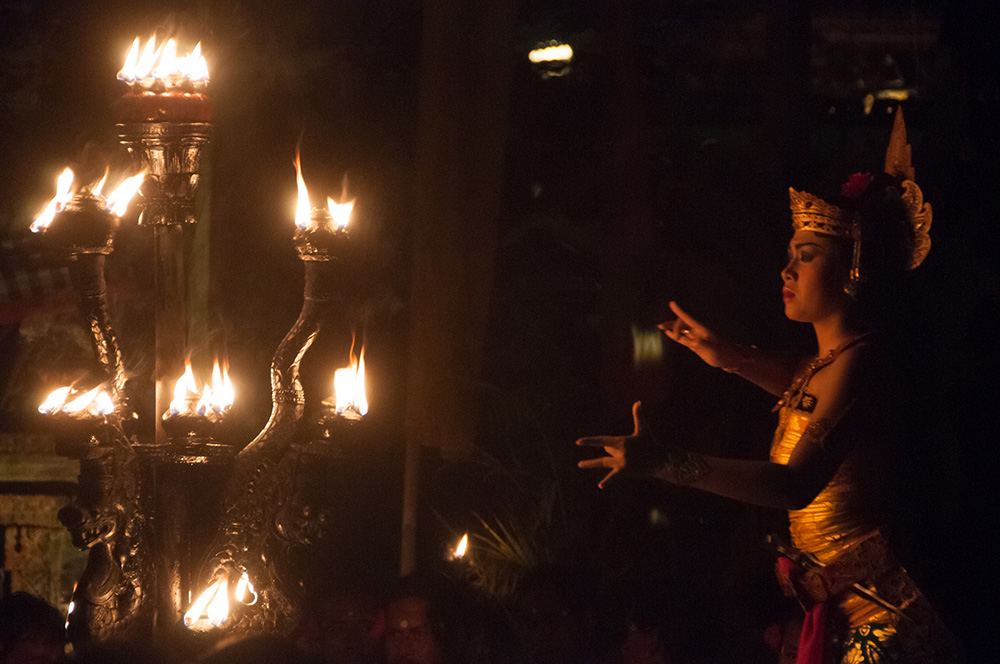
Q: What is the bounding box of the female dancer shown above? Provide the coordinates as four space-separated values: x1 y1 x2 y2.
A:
577 111 957 663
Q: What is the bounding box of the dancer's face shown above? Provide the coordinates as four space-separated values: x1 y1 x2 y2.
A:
780 230 851 323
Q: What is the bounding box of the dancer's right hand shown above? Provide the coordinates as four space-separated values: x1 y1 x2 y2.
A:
659 301 740 369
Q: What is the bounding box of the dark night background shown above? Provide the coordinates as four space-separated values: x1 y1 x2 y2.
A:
1 0 998 660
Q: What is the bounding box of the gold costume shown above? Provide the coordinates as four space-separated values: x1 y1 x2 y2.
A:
770 371 958 663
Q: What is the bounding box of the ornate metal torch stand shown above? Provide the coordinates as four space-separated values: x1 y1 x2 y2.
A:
31 34 376 644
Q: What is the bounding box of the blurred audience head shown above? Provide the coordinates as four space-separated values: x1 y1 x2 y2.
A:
0 592 65 664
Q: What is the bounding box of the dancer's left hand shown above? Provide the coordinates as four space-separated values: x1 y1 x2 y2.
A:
576 401 655 489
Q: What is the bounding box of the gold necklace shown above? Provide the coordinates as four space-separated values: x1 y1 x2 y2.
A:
774 334 872 411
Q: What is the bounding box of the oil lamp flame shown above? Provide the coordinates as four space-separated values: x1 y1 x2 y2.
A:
293 152 353 230
65 582 77 631
294 151 311 230
39 385 115 417
62 387 111 415
170 361 200 415
31 167 146 232
332 341 367 416
234 572 258 606
169 358 234 417
453 533 469 559
92 169 109 197
327 197 354 231
195 360 234 416
30 168 74 233
38 387 72 414
184 577 230 629
105 170 146 217
118 35 209 86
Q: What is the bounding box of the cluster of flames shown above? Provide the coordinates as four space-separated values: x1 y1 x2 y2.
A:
39 385 115 418
168 358 235 417
293 152 354 231
118 35 209 87
30 168 146 233
184 571 257 630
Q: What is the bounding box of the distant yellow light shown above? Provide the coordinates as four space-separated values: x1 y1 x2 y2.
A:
876 88 911 101
529 43 573 64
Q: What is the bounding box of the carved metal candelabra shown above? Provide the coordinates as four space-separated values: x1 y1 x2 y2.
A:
31 36 377 645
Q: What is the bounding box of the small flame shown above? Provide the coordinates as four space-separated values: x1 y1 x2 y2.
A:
31 168 75 233
39 385 115 417
170 361 200 415
327 197 354 231
94 391 115 415
65 582 77 631
39 386 72 414
294 151 311 230
196 359 234 416
333 339 367 416
118 35 209 86
453 533 469 559
105 170 146 217
234 572 258 606
184 578 229 629
152 39 179 80
31 167 145 232
170 358 234 417
62 387 102 415
207 578 230 626
92 168 109 197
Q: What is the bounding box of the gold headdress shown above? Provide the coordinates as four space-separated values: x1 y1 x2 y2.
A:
787 107 932 295
884 108 932 268
788 188 851 239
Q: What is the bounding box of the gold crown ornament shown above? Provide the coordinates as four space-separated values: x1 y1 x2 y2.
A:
788 188 852 239
884 109 932 268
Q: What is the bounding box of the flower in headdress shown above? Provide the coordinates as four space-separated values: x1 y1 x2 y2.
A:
841 172 874 199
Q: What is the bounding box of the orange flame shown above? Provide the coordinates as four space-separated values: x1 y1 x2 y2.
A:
234 572 258 606
30 168 74 232
169 361 200 415
169 358 234 417
196 359 235 416
39 385 114 417
294 151 312 230
118 35 209 86
327 197 354 231
453 533 469 559
105 170 146 217
293 152 354 230
92 168 110 197
332 339 367 416
39 386 72 414
31 167 146 232
184 577 229 629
